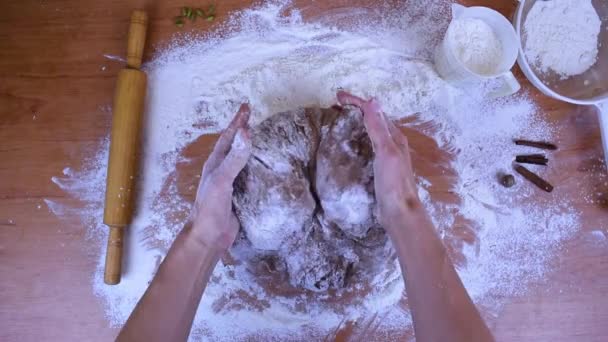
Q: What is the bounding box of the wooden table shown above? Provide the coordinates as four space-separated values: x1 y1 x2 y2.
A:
1 0 607 340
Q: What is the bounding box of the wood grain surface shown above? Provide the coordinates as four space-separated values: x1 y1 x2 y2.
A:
1 0 607 341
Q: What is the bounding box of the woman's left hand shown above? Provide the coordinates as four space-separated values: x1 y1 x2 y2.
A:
190 104 252 253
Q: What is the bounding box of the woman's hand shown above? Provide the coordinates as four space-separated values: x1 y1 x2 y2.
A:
189 104 252 253
119 105 253 342
337 92 494 342
336 91 420 232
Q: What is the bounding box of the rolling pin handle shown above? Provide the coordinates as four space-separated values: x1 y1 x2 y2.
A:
126 10 148 69
103 226 124 285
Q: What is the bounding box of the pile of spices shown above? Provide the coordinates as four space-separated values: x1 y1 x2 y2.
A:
508 139 557 192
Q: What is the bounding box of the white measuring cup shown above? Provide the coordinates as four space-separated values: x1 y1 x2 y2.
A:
435 4 521 97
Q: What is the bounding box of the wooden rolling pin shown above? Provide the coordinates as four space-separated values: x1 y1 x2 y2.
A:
103 10 148 285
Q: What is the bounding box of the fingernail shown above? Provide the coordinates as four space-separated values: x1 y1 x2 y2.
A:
238 106 251 125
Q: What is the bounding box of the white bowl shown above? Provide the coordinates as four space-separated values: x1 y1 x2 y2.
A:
513 0 608 164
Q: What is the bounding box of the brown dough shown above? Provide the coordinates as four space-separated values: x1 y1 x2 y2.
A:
233 109 317 251
282 216 358 292
315 106 380 239
233 106 388 292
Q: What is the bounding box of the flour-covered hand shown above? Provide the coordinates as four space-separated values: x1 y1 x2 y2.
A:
190 104 252 252
336 91 419 231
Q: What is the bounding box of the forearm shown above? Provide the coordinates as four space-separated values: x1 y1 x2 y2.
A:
116 103 249 341
387 204 493 342
117 223 221 342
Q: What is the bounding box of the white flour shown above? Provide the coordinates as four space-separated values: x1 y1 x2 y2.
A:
322 185 375 237
524 0 602 77
46 0 583 340
448 18 503 74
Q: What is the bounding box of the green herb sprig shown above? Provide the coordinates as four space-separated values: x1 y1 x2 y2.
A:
174 4 216 27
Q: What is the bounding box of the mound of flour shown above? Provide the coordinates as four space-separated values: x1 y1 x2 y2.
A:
46 0 582 340
524 0 601 77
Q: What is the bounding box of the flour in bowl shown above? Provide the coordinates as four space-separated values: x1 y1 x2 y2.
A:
524 0 602 78
448 18 503 75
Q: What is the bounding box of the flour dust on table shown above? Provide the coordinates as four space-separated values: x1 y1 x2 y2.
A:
46 0 580 340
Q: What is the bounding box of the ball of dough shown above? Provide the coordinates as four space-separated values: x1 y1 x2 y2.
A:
232 106 388 292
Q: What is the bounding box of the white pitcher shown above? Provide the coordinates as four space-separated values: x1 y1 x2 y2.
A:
435 4 521 97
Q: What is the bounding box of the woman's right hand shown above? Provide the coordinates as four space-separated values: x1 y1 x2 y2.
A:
337 91 495 342
337 91 421 233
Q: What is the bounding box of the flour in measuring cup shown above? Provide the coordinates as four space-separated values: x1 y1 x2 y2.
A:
448 18 503 75
524 0 601 78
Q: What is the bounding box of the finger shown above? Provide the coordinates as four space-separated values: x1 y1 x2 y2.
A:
338 91 396 154
203 104 251 178
384 116 414 164
362 103 397 154
337 90 365 108
213 103 251 158
338 91 383 115
383 115 417 189
385 114 410 155
212 128 252 188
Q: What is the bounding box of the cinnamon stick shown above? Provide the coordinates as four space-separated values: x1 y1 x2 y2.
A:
514 165 553 192
514 139 557 150
515 154 548 165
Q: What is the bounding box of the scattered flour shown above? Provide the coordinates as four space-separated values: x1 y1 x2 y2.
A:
448 18 503 75
46 0 583 340
239 187 308 250
524 0 602 78
322 185 375 237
